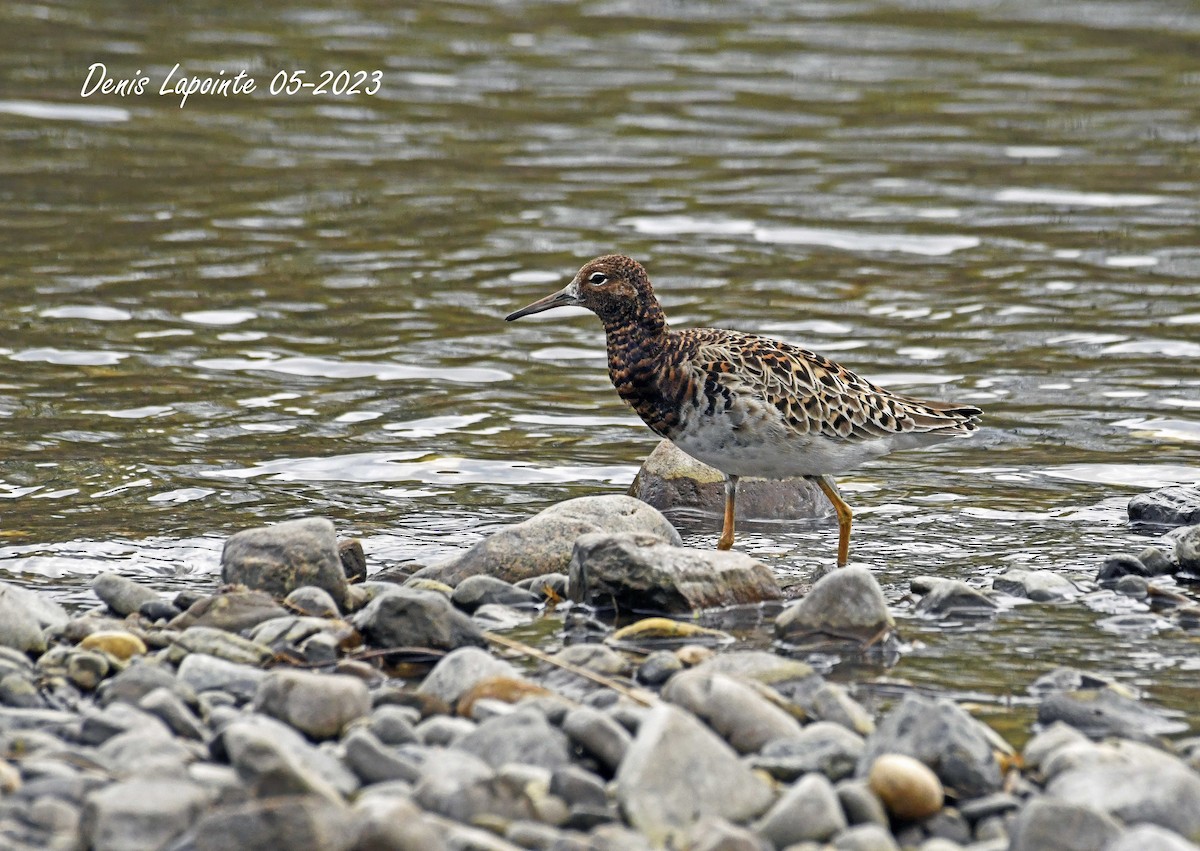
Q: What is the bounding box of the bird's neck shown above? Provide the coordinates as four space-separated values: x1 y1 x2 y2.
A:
603 304 690 438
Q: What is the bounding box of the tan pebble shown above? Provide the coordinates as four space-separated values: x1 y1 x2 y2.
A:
674 644 715 666
79 630 148 660
0 759 20 794
868 753 944 821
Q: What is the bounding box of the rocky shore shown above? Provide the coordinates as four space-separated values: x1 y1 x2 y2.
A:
1 481 1199 851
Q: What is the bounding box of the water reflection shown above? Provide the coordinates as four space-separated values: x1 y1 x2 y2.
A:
1 0 1199 727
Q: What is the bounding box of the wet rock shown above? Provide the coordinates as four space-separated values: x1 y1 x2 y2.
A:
834 823 900 851
253 670 370 740
562 705 632 773
1097 554 1151 585
283 585 340 618
992 569 1079 601
167 794 357 851
1037 687 1187 740
1107 824 1200 851
176 653 266 703
457 706 571 771
0 581 67 654
567 533 781 612
1114 575 1149 597
79 631 147 661
1128 485 1200 527
1046 747 1200 838
1008 797 1122 851
352 588 485 652
472 602 534 631
337 538 366 582
755 772 847 846
858 693 1001 799
171 626 274 667
216 715 358 801
419 495 682 586
753 721 865 782
516 572 570 601
1177 524 1200 571
452 575 539 612
221 517 348 605
776 565 893 642
417 646 521 706
662 669 801 754
169 589 289 633
1138 545 1178 576
80 777 210 851
867 753 945 821
913 577 999 616
629 438 830 520
91 573 160 618
614 704 773 844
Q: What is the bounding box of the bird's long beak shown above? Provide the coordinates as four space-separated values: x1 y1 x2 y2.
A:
505 280 581 321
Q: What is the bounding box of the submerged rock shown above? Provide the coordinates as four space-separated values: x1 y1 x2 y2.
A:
992 569 1079 602
567 533 782 612
913 577 999 616
775 565 892 642
221 517 348 606
1128 485 1200 527
628 438 830 520
418 495 682 586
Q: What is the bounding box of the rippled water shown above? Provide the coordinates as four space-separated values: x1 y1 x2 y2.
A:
2 0 1199 734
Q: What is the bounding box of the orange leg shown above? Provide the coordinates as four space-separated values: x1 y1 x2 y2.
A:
813 474 853 567
717 475 738 550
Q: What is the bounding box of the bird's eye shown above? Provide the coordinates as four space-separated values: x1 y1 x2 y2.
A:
588 272 608 285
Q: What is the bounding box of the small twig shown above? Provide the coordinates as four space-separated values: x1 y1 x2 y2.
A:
483 631 657 707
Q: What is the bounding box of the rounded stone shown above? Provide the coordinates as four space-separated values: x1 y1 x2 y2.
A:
867 753 945 821
79 631 148 661
252 669 371 740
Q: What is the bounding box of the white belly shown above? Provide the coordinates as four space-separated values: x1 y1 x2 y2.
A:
670 413 892 479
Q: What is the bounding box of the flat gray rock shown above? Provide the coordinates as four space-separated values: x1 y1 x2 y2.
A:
1107 824 1200 851
615 704 774 845
1008 797 1122 851
858 693 1001 798
662 669 801 754
629 438 830 520
567 532 782 612
352 587 485 652
216 714 359 802
418 495 682 586
252 669 370 740
221 517 347 605
776 565 893 642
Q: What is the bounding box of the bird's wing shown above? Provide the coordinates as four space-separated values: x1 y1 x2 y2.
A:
688 330 980 442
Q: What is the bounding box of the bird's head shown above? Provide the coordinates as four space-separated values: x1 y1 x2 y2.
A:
505 254 661 329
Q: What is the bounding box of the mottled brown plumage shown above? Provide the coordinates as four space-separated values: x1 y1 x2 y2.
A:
506 254 982 564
